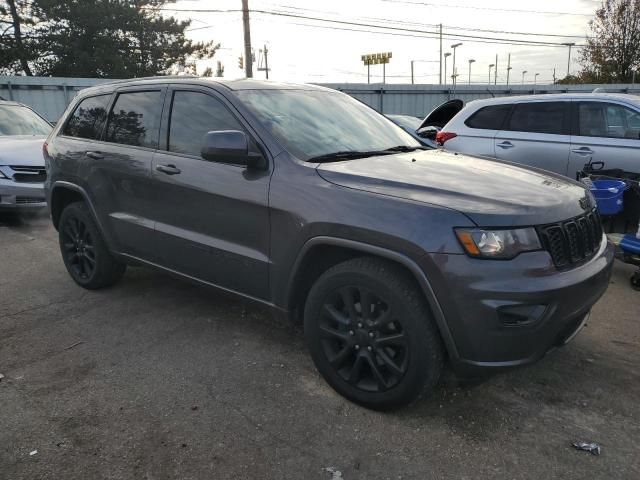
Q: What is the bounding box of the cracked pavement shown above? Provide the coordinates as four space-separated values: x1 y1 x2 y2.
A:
1 213 639 479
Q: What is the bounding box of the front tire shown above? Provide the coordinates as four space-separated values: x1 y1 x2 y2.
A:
304 257 443 410
58 202 126 289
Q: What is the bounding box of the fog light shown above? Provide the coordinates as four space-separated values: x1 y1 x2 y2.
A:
497 304 547 326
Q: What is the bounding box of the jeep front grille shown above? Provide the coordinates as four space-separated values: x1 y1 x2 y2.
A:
537 209 603 268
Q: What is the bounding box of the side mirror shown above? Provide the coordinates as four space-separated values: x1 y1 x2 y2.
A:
416 125 439 140
201 130 266 168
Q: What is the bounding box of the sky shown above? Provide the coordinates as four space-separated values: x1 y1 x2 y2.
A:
169 0 603 85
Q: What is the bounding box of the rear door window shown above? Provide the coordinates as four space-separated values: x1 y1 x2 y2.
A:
465 104 511 130
167 91 247 157
62 94 111 140
105 91 163 148
506 102 567 135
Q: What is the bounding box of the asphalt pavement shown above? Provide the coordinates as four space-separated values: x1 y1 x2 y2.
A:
1 213 639 480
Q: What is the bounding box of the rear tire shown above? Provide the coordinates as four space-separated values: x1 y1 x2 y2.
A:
304 257 443 410
58 202 126 289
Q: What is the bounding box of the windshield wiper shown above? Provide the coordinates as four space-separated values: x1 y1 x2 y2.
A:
309 146 426 163
383 145 429 152
308 150 394 163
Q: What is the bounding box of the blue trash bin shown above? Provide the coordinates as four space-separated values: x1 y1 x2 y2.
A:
590 180 626 215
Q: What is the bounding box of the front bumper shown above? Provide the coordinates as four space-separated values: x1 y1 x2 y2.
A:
0 179 47 210
424 234 615 377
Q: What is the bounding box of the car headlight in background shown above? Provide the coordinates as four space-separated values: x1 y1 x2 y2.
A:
455 227 542 259
0 169 8 179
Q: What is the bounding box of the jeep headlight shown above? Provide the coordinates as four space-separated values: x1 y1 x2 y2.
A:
455 227 542 259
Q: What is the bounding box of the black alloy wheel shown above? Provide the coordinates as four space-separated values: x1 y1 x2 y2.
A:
304 257 444 410
62 215 96 280
319 285 409 392
58 202 126 289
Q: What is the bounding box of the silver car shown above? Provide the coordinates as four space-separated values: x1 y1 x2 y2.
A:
436 93 640 177
0 101 52 212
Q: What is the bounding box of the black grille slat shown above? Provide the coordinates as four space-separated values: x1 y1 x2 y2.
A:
537 209 602 269
10 166 47 183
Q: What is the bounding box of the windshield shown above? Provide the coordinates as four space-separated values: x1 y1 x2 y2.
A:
387 115 421 131
0 104 52 136
237 89 419 161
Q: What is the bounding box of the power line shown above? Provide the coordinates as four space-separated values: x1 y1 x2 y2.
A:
379 0 594 17
159 7 587 48
265 2 586 38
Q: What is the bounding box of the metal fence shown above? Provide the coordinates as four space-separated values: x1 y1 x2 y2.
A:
2 75 640 122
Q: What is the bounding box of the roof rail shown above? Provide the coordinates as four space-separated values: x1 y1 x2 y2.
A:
90 74 199 87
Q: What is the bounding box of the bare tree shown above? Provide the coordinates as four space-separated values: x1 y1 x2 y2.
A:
581 0 640 83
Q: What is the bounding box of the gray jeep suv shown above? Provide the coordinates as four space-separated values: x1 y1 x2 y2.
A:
44 78 614 410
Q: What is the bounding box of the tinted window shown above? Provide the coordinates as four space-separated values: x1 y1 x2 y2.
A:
168 91 246 156
465 104 511 130
0 104 51 136
105 91 162 148
62 95 110 139
506 102 566 134
578 102 640 139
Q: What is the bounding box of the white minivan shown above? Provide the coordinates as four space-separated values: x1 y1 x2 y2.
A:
434 93 640 177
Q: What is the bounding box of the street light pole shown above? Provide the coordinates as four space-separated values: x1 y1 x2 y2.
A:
468 59 475 84
451 43 462 88
411 60 414 84
562 42 575 78
534 73 539 85
522 70 527 85
488 63 495 85
444 52 451 86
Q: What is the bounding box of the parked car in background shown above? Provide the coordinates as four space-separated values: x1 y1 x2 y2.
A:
436 93 640 177
0 100 52 212
386 99 464 148
385 114 435 147
45 78 613 410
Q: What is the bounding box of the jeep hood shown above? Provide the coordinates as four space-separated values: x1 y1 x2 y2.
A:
316 149 592 227
0 135 47 167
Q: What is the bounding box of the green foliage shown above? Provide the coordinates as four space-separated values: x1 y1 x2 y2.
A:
580 0 640 83
0 0 218 77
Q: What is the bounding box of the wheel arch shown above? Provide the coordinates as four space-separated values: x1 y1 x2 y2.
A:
50 182 104 235
285 236 459 360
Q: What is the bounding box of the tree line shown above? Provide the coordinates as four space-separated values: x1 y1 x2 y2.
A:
0 0 218 77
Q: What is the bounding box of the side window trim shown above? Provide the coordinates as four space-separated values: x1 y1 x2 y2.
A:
104 86 167 150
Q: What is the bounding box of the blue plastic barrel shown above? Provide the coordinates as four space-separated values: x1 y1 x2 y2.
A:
590 180 626 215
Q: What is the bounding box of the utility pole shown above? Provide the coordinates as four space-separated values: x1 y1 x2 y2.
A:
562 42 575 78
257 44 270 79
444 52 451 85
241 0 253 78
439 24 443 84
494 54 498 85
263 45 269 79
553 68 556 84
506 53 512 86
489 63 495 85
411 60 414 84
451 43 462 89
468 59 475 84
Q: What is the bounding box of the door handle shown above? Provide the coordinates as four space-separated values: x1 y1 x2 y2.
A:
155 164 181 175
571 147 594 155
86 151 103 160
496 141 514 149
